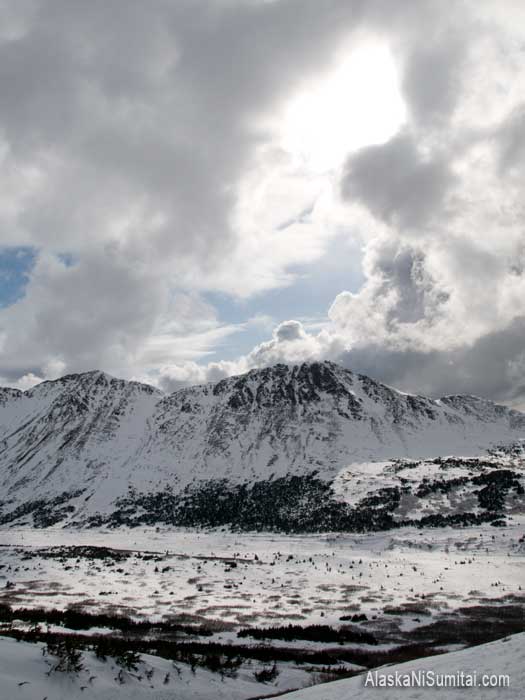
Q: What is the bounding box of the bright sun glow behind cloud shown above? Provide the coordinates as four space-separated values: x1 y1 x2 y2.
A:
280 43 406 173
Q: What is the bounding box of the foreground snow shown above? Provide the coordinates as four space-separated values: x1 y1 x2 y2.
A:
0 635 308 700
280 632 525 699
2 631 522 700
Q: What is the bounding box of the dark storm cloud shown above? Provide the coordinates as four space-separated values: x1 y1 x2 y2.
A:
365 242 447 326
337 316 525 407
341 131 454 230
401 34 467 126
498 103 525 173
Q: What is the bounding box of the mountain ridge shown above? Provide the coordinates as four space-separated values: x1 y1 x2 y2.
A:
0 361 523 529
2 361 522 411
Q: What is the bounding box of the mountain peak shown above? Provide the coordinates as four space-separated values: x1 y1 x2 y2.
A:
22 369 162 398
206 359 355 410
0 359 523 526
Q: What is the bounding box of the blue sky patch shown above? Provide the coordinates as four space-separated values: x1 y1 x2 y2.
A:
207 236 364 359
0 247 37 308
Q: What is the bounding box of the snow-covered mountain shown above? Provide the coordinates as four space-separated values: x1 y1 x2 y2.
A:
0 362 523 528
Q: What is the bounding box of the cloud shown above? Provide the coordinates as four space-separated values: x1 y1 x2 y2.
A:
0 250 248 381
341 131 454 230
159 1 525 409
0 0 524 411
498 104 525 173
273 320 305 342
0 0 367 380
156 360 235 394
401 32 467 126
336 316 525 408
2 372 43 391
154 318 330 393
0 248 166 377
246 319 326 366
0 0 366 260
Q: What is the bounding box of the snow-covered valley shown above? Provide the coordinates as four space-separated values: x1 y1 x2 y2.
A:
0 523 524 698
1 524 524 628
1 362 524 698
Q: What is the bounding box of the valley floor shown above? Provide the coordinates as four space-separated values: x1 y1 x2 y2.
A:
0 521 524 698
1 522 524 626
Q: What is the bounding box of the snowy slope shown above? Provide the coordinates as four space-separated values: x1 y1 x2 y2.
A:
0 371 161 510
1 631 522 700
0 362 523 524
280 632 524 699
142 362 525 485
0 634 309 700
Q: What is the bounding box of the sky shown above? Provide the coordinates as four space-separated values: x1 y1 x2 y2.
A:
0 0 524 407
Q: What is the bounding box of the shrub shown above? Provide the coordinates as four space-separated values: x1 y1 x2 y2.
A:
45 639 84 673
254 663 279 683
115 649 141 671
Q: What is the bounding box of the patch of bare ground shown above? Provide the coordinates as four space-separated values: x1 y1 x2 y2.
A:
384 603 432 616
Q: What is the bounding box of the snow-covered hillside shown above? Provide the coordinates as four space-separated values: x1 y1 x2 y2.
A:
144 363 525 484
0 362 523 527
280 632 524 700
0 634 310 700
1 630 522 700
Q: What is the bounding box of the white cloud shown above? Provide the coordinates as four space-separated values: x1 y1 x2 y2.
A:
0 1 524 407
